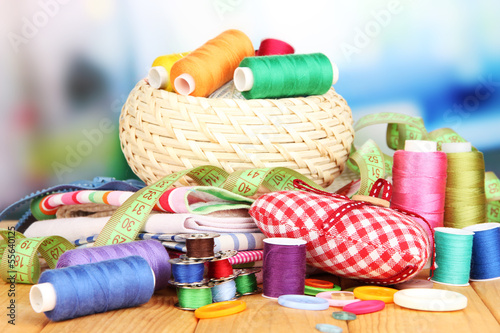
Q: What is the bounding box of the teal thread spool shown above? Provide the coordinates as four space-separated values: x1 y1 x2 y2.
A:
234 53 338 99
431 227 474 286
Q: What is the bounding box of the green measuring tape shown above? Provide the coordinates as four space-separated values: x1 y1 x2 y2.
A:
347 140 387 196
354 112 427 151
485 172 500 223
0 229 74 284
94 165 322 247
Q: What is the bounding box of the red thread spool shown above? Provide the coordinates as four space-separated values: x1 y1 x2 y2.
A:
256 38 294 56
208 259 234 279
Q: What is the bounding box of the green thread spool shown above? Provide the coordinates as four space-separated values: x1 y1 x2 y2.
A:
442 143 486 228
431 227 474 286
176 286 212 310
234 53 337 99
235 273 258 295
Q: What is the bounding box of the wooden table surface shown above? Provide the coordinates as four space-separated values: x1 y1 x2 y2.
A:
1 221 500 333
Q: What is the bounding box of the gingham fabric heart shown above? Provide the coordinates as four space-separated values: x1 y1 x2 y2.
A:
249 189 430 284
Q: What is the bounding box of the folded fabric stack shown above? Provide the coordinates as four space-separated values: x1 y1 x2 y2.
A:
19 185 266 266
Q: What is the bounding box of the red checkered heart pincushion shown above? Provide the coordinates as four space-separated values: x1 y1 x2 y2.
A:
249 180 430 284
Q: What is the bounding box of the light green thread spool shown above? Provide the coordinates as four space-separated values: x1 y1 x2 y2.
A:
234 53 336 99
176 286 212 310
431 227 474 286
442 143 486 228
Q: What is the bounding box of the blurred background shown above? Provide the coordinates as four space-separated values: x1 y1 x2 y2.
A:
1 0 499 211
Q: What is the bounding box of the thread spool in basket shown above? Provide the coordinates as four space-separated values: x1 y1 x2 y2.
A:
234 53 338 99
430 227 474 286
256 38 294 56
30 256 155 321
391 140 447 238
148 52 190 91
463 222 500 281
170 29 254 97
56 240 171 290
442 142 486 228
262 238 306 298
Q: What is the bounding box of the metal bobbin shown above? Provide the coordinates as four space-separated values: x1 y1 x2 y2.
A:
179 233 220 260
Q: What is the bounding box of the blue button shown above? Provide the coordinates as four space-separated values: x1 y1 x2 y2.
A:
278 295 329 311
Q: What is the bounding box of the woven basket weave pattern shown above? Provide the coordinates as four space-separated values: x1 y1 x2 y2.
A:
120 80 354 187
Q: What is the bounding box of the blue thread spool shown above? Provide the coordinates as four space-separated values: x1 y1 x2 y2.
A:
463 222 500 281
170 258 206 284
29 256 155 321
212 279 237 302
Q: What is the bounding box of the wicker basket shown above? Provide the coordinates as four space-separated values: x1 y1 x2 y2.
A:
119 80 354 187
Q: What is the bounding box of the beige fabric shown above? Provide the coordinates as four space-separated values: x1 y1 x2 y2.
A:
55 203 118 219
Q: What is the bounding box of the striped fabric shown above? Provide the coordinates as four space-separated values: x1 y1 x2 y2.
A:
228 250 263 265
72 232 266 253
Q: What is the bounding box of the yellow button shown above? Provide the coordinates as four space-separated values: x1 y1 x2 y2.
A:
353 286 398 303
195 300 246 319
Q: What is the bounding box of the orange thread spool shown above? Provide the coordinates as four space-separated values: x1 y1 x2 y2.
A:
170 29 254 97
305 278 334 289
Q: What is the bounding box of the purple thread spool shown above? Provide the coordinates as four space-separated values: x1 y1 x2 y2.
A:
56 240 171 290
262 238 307 298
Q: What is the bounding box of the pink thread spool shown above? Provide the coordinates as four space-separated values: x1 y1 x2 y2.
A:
256 38 295 56
391 140 447 240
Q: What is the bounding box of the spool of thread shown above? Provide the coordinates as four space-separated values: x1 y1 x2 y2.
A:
463 222 500 281
148 52 190 91
56 240 170 290
170 29 254 97
442 142 486 228
30 256 155 321
262 238 306 298
182 233 218 259
235 272 259 295
256 38 294 56
431 227 474 286
176 286 213 310
391 140 447 237
212 279 237 302
234 53 338 99
170 259 205 284
208 258 234 280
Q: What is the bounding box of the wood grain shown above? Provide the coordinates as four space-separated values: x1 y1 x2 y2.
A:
39 288 197 333
347 283 500 333
195 293 349 333
0 283 48 333
1 220 500 332
471 279 500 323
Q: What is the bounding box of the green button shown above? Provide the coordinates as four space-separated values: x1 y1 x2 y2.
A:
332 311 357 320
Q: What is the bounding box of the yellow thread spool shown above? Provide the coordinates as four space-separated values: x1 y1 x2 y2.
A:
149 52 190 91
